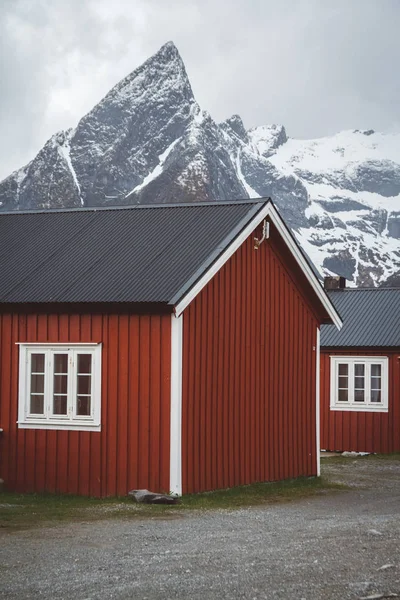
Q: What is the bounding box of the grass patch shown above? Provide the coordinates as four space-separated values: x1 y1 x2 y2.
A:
0 477 345 532
180 476 345 510
369 452 400 461
321 452 400 464
0 493 138 531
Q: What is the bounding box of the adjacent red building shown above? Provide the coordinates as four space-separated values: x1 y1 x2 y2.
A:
0 199 341 496
320 281 400 454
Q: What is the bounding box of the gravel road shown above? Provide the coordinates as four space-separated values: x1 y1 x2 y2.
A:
1 457 399 600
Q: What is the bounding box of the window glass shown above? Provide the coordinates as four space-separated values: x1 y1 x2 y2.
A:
354 390 365 402
31 353 45 373
337 363 348 401
30 395 44 414
354 363 365 402
54 354 68 374
30 353 45 415
338 364 348 376
53 375 67 394
53 353 68 416
77 375 91 395
354 364 364 376
370 363 382 403
78 354 92 374
371 390 381 403
77 396 91 416
31 373 44 394
53 396 68 415
76 353 92 417
371 364 381 377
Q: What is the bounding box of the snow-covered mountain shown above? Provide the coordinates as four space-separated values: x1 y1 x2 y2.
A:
1 41 399 286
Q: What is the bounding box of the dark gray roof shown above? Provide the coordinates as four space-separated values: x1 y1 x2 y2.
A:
0 200 267 305
321 288 400 348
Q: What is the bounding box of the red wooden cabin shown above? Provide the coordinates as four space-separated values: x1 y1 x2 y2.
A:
320 279 400 454
0 199 341 496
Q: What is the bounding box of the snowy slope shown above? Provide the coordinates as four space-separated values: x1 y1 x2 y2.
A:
265 130 400 285
0 42 399 286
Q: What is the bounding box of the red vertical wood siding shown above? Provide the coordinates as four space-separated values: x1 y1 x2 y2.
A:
320 350 400 453
0 311 171 496
181 224 320 494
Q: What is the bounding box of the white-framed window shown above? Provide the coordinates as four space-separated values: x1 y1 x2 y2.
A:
330 356 388 412
18 343 102 431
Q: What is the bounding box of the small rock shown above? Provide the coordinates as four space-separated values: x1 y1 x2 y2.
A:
377 564 395 571
128 489 180 504
360 595 398 600
368 529 383 536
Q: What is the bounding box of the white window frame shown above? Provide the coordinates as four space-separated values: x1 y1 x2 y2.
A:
17 343 102 431
330 356 388 412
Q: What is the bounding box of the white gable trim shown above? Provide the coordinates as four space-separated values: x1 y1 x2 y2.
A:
174 202 342 330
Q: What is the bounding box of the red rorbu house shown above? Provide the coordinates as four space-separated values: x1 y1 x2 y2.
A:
0 199 341 497
320 278 400 453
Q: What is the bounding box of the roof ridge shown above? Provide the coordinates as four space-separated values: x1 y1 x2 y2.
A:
328 287 400 292
0 198 269 216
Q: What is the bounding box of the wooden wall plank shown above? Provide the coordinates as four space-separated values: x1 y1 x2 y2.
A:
0 310 171 496
181 221 320 493
320 351 400 453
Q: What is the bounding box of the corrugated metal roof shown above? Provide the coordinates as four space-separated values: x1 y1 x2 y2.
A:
321 288 400 347
0 201 267 305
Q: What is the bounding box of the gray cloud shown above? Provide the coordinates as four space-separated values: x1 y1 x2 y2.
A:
1 0 399 179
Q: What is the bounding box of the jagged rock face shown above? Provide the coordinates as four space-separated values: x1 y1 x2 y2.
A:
267 129 400 285
1 42 400 286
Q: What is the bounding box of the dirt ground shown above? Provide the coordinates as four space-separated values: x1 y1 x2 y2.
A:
1 456 400 600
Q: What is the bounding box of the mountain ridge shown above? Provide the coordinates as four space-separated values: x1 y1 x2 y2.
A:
1 41 399 286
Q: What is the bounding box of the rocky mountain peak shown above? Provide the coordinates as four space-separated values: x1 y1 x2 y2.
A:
248 124 288 158
221 115 249 143
0 43 399 287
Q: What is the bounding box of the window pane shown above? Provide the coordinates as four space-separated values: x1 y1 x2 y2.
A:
338 376 348 388
78 354 92 374
371 377 381 391
371 390 382 403
77 396 91 416
371 364 381 377
31 353 45 373
53 395 68 415
31 373 44 394
30 395 44 414
338 364 348 376
354 377 365 389
354 389 365 402
338 389 348 401
77 375 91 395
354 364 365 377
53 374 67 394
54 354 68 374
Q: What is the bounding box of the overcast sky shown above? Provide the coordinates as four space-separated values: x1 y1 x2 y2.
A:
1 0 399 180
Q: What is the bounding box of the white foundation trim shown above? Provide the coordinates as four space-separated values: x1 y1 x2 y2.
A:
174 202 342 331
316 327 321 477
169 313 183 496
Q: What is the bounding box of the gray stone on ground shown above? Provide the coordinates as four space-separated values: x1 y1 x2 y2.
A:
128 489 180 504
